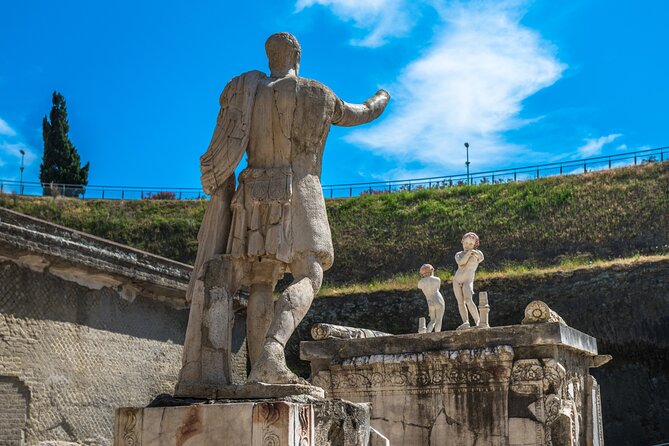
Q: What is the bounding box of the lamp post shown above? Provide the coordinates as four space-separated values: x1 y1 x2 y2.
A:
464 142 470 185
19 149 25 195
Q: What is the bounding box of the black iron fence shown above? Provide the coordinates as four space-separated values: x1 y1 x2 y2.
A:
1 146 666 200
322 146 667 198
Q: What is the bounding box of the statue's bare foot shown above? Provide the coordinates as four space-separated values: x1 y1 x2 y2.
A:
456 321 471 331
248 340 307 385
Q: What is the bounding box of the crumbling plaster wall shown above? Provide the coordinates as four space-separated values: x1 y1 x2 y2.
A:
0 261 189 446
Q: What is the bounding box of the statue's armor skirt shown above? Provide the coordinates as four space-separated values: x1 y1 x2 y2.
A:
227 167 293 265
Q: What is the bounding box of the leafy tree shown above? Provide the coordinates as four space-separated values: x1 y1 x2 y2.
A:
40 91 90 197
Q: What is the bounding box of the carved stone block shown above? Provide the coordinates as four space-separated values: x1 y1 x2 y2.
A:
114 398 371 446
301 322 608 446
114 401 310 446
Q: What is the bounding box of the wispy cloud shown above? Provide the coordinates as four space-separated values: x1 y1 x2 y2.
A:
0 117 17 136
341 1 565 173
0 116 38 180
295 0 414 47
576 133 622 157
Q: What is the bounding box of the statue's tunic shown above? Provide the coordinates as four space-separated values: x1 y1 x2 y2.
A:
197 70 386 290
211 72 345 276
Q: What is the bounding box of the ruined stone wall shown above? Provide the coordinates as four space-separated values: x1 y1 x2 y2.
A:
290 258 669 446
0 261 189 446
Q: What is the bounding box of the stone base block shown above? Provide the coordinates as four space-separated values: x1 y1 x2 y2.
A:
114 397 370 446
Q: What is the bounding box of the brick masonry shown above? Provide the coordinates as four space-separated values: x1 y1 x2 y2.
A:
0 261 189 446
0 376 29 446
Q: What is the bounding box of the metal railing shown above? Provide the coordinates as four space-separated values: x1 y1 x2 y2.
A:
322 146 667 198
0 146 666 200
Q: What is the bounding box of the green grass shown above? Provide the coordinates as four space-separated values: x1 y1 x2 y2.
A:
318 253 669 297
0 195 207 264
326 162 669 282
1 162 667 283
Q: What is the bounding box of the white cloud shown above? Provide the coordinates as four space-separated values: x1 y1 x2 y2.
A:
344 1 565 172
0 117 17 136
295 0 414 47
0 142 37 164
575 134 622 157
0 118 38 181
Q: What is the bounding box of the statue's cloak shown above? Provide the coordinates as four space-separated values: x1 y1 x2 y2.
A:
187 70 265 303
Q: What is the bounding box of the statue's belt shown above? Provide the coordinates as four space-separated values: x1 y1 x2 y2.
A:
236 167 293 204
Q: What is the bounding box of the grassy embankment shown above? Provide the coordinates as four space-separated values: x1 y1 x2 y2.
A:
1 162 667 285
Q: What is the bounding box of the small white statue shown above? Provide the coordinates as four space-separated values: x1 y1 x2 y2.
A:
453 232 484 330
418 264 445 332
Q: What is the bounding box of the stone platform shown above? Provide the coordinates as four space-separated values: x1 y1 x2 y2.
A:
174 381 324 400
113 396 371 446
301 322 609 446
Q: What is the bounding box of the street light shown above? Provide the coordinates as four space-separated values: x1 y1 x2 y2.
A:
464 142 470 185
19 149 25 195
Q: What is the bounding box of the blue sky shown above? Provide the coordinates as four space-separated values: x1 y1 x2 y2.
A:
0 0 667 189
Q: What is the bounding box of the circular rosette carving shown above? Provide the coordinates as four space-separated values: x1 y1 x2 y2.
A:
523 300 550 323
387 371 409 386
431 369 445 385
371 372 384 385
446 367 467 384
467 369 487 384
512 360 544 383
311 324 329 340
521 300 566 325
415 370 431 386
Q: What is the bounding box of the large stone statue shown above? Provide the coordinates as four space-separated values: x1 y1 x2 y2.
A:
453 232 484 330
177 32 390 394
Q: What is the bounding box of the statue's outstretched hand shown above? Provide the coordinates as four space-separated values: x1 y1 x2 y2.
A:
334 88 391 127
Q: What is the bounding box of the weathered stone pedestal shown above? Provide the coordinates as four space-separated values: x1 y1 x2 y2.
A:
113 397 371 446
301 323 608 446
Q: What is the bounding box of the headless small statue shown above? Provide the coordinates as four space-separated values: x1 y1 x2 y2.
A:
453 232 484 330
418 264 445 332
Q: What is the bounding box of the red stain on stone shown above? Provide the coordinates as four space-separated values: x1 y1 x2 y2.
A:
176 405 203 446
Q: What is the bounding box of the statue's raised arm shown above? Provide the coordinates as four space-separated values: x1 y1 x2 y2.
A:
333 89 390 127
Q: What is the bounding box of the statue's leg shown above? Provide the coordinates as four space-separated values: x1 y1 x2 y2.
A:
248 254 322 384
453 281 469 325
464 281 480 325
247 282 276 369
435 303 445 332
426 304 437 333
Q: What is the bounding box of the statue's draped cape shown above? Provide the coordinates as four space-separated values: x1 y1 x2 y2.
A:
187 71 265 303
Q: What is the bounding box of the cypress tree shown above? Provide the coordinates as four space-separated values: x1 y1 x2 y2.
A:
40 91 90 197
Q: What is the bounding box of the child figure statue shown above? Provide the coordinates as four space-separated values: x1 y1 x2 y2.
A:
418 264 445 332
453 232 484 330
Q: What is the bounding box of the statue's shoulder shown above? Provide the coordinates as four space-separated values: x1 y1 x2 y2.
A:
219 71 267 105
297 77 335 97
225 70 267 88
